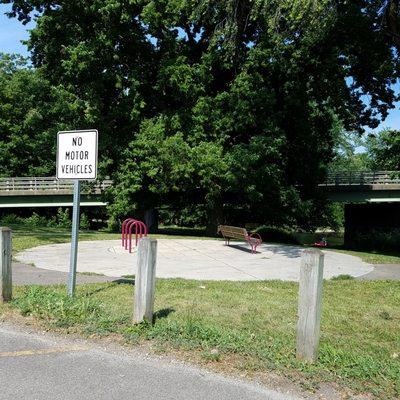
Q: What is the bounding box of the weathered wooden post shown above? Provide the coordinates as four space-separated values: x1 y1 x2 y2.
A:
0 227 12 302
134 237 157 324
296 249 324 363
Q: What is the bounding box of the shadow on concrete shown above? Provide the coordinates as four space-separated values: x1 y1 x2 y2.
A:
261 244 303 258
229 244 259 254
229 243 303 258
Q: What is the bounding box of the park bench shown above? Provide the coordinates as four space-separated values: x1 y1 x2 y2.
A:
217 225 262 254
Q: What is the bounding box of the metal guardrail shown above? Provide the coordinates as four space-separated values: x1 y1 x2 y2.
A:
0 177 113 192
323 171 400 186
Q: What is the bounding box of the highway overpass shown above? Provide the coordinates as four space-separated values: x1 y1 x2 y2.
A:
0 177 112 208
1 171 399 207
320 171 400 202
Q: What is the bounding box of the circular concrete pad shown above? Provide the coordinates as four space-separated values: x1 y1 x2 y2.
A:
16 239 373 281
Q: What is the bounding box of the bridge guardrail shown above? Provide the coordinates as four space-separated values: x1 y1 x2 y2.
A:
323 171 400 186
0 177 113 193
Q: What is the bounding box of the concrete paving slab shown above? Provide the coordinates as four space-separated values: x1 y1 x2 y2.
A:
16 239 374 281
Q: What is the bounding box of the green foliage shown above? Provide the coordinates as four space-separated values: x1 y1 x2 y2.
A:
56 208 72 229
0 53 85 176
106 216 120 232
159 205 207 228
12 286 102 327
254 226 300 245
0 209 76 229
350 229 400 252
79 213 90 230
23 212 48 227
3 0 400 230
366 129 400 171
330 131 370 172
0 213 20 225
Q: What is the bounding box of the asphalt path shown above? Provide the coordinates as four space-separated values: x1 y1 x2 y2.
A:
356 264 400 280
0 324 300 400
12 262 118 286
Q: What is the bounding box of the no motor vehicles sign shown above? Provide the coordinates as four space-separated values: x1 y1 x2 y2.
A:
57 129 98 180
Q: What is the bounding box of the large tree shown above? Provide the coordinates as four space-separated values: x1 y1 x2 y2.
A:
0 53 84 176
3 0 400 230
366 129 400 170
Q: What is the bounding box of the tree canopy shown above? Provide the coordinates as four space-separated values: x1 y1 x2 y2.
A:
0 53 84 176
366 129 400 170
2 0 400 230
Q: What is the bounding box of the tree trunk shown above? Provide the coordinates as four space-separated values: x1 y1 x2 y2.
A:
144 208 159 233
205 197 223 237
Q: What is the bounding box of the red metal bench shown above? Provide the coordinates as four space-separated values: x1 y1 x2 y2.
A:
218 225 262 254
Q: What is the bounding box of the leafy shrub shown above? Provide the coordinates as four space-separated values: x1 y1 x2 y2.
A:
46 216 58 227
0 214 21 225
106 216 120 232
159 204 207 228
254 226 300 244
24 212 49 227
80 213 90 230
350 229 400 252
56 208 72 228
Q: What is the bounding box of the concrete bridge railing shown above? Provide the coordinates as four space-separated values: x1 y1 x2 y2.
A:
0 177 113 194
323 171 400 187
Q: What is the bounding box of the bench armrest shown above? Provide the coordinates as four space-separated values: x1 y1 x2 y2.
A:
249 232 262 243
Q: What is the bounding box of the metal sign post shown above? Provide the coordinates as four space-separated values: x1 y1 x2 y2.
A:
56 129 98 297
68 180 81 297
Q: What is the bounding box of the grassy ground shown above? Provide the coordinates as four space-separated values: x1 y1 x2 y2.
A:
1 280 399 399
296 232 400 264
3 223 400 397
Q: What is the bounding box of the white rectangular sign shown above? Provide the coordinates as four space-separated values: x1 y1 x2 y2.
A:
57 129 98 180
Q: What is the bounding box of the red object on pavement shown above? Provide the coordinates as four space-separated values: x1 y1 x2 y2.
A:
121 218 148 253
312 239 328 248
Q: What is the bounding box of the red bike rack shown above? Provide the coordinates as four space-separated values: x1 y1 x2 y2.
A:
121 218 148 253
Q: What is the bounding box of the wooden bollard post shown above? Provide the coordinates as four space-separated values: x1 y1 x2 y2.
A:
296 249 324 363
0 227 12 303
134 238 157 324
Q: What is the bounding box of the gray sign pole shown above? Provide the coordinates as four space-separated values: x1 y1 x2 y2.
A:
67 180 81 297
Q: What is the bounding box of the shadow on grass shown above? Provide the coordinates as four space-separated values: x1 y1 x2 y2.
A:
82 280 134 297
113 278 135 285
154 307 175 321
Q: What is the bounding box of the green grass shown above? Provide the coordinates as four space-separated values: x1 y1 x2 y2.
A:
296 232 400 264
327 248 400 264
2 223 400 397
2 280 399 399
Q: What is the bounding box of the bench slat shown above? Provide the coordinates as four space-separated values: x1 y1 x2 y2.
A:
218 225 248 240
